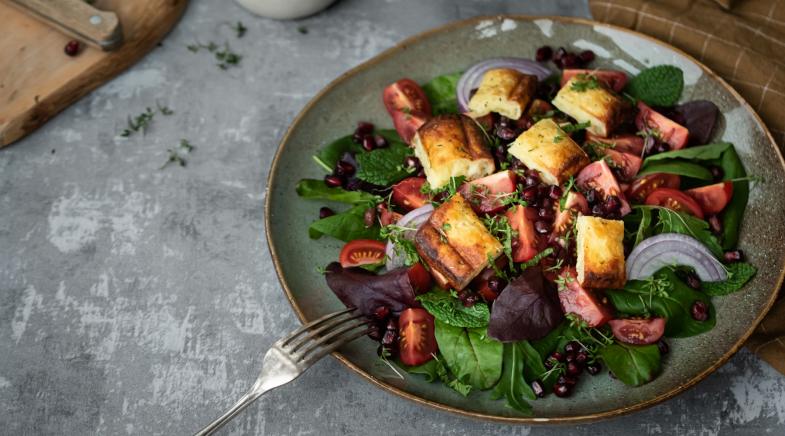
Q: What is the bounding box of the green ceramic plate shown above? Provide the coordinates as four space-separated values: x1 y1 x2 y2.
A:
265 16 785 423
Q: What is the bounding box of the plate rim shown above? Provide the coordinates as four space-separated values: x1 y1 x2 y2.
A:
264 14 785 424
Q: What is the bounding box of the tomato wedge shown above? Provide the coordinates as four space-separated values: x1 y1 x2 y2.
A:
636 101 689 150
550 192 589 244
600 148 642 182
506 205 540 262
527 99 554 117
339 240 386 268
392 177 430 211
406 263 432 294
398 308 438 366
685 182 733 215
576 160 632 215
459 170 517 214
382 79 432 143
376 203 402 226
557 267 613 327
561 69 628 92
609 318 666 345
645 187 705 219
626 173 681 203
586 132 644 156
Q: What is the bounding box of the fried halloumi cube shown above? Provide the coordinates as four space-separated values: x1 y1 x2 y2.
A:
414 194 502 290
552 75 626 137
507 118 590 185
575 215 626 289
467 68 538 120
412 114 495 189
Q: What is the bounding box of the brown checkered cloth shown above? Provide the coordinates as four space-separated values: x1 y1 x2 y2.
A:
590 0 785 375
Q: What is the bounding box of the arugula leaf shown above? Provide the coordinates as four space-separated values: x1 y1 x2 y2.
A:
529 322 567 360
637 160 714 180
712 146 749 249
625 65 684 107
417 289 490 328
606 267 716 337
355 140 414 186
650 207 724 257
519 340 549 384
434 320 503 390
422 72 462 115
312 135 364 172
400 354 473 396
598 343 661 386
490 343 535 414
702 262 757 296
642 142 733 165
296 179 380 204
308 205 380 242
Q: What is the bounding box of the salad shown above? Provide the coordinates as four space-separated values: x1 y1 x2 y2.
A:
295 45 757 413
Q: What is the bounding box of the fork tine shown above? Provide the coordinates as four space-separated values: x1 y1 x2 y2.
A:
293 318 374 361
280 307 357 345
299 327 375 367
287 312 368 353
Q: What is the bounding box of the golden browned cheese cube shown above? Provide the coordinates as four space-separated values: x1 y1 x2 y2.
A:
467 68 538 120
552 75 626 137
507 118 590 186
575 215 626 289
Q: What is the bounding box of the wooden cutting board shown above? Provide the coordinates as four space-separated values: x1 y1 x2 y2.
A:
0 0 189 148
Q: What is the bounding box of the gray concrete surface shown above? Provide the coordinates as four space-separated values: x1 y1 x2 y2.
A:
1 0 784 434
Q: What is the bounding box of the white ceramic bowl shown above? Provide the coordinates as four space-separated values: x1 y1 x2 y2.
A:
235 0 337 20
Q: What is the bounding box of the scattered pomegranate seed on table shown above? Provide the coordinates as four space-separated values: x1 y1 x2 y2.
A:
64 40 81 56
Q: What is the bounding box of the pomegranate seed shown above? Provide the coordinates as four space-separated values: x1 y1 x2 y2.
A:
488 277 506 292
557 375 577 386
356 121 374 136
560 53 579 69
494 145 507 161
324 174 345 188
538 208 554 221
495 125 518 141
404 156 421 170
578 50 595 64
548 185 563 200
708 215 723 234
657 340 669 355
535 45 553 62
564 341 580 354
653 142 670 154
553 47 567 62
510 158 525 171
64 40 80 56
553 383 572 397
363 207 377 227
367 325 382 341
361 135 376 151
381 329 397 347
591 204 604 216
374 134 388 148
684 271 702 289
540 197 554 209
535 220 551 234
691 300 709 321
566 361 582 376
724 250 744 263
565 352 576 362
373 306 390 320
336 160 356 176
522 186 539 202
586 362 602 375
575 351 588 364
531 380 546 398
550 351 565 362
319 207 335 219
709 165 724 181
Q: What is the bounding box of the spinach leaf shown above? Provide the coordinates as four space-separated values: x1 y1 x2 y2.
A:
637 160 713 180
355 139 414 186
400 354 473 396
490 343 534 414
625 65 683 107
598 343 661 386
422 72 462 115
712 146 749 249
652 207 724 257
519 340 549 385
529 322 567 360
642 142 732 164
434 320 503 390
296 179 380 204
309 205 380 242
606 267 716 337
417 289 490 328
313 135 364 172
702 262 757 296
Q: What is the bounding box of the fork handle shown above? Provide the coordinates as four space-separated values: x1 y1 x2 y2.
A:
194 389 268 436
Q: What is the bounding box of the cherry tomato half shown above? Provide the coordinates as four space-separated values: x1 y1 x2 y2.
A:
459 170 517 214
550 191 589 244
561 69 628 92
685 181 733 215
636 101 689 150
339 239 386 268
398 308 438 366
382 79 432 143
392 177 430 211
406 263 432 294
627 173 681 203
609 317 666 345
506 205 540 262
601 148 642 182
645 187 705 219
557 267 613 328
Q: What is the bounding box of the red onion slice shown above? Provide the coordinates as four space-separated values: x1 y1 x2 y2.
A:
385 204 434 270
456 58 553 113
626 233 727 281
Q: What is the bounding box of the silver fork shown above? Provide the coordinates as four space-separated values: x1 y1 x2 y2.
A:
194 307 373 436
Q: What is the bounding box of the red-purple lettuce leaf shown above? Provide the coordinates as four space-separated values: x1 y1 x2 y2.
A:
671 100 719 146
324 262 421 316
487 266 564 342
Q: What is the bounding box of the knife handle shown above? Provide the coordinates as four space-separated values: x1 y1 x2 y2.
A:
10 0 123 50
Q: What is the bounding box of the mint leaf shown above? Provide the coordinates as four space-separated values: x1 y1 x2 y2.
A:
702 262 757 296
296 179 380 204
422 72 462 115
355 137 413 186
626 65 684 107
417 289 490 328
308 204 380 242
312 134 364 172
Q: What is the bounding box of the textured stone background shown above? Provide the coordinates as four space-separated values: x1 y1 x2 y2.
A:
1 0 784 434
